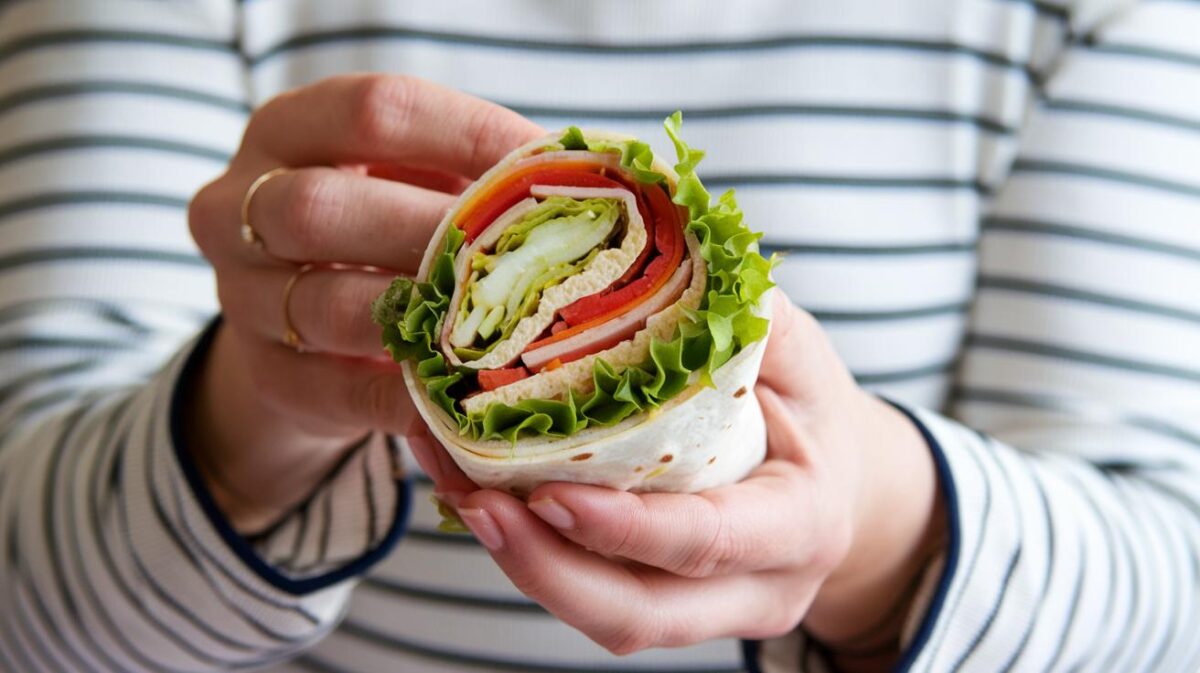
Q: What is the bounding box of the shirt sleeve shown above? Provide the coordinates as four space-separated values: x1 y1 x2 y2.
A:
893 1 1200 671
0 2 410 670
748 0 1200 670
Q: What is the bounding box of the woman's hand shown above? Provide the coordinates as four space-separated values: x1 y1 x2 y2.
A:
186 74 543 532
412 291 945 669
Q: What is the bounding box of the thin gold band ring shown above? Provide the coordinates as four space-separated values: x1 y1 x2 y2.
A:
240 167 291 251
281 262 316 352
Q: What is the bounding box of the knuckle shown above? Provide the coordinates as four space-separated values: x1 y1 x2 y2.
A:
678 540 722 578
753 615 800 641
606 497 658 561
284 171 338 249
609 517 643 560
774 584 814 637
462 104 510 172
354 372 403 428
737 598 805 641
506 570 550 604
676 499 734 578
579 585 675 655
187 178 227 256
494 559 562 609
787 482 853 573
598 620 657 656
603 635 648 656
351 75 417 146
769 600 808 638
321 280 370 348
244 89 295 145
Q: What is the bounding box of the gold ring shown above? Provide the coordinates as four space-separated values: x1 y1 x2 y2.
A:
282 262 317 352
241 167 290 250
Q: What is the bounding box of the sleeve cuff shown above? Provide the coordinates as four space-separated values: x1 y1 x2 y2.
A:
742 401 963 673
164 317 412 596
885 402 964 673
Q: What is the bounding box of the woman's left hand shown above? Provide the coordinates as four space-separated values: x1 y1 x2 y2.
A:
409 292 945 666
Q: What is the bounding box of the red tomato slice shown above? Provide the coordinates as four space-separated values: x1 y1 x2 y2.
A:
558 260 659 326
645 182 685 258
529 184 688 351
605 173 656 287
476 367 530 391
556 183 686 328
458 164 619 242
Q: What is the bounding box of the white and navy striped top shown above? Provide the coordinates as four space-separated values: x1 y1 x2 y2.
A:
2 0 1198 671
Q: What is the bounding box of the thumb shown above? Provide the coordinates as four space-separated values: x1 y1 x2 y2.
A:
755 290 845 402
758 289 825 393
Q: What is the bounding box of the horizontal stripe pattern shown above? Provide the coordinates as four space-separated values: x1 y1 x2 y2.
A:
3 0 1199 672
505 101 1017 135
0 3 407 672
0 80 251 115
0 134 231 167
914 5 1200 671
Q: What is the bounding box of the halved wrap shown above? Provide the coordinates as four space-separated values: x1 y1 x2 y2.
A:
371 114 776 495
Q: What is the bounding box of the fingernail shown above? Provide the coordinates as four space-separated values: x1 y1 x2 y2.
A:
459 508 504 551
529 498 576 530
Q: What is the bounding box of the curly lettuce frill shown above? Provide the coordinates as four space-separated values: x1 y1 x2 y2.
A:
373 113 776 443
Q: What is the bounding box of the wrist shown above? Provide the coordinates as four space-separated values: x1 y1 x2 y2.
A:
803 392 947 661
183 325 353 532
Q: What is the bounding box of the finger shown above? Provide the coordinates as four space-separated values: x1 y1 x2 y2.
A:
218 264 394 358
363 163 472 194
244 167 452 269
459 490 811 652
754 291 814 400
244 74 545 177
405 420 477 502
756 291 848 403
756 383 816 465
525 460 820 578
238 333 415 436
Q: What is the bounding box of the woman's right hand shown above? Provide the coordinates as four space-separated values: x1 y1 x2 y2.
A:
186 74 542 532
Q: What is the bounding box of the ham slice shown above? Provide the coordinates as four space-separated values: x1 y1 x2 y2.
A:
521 254 693 372
514 150 621 170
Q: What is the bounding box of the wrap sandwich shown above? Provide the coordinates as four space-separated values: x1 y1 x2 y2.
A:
371 113 776 495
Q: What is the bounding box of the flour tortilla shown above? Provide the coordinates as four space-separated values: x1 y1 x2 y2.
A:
402 131 771 495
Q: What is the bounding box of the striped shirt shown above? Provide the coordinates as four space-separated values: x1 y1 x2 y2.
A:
1 0 1198 671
